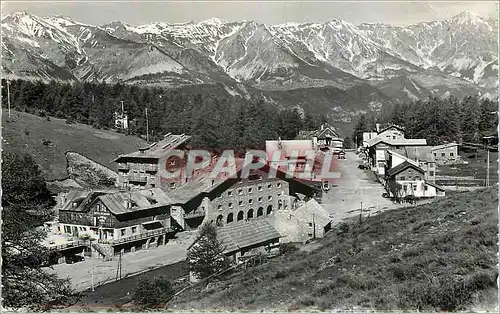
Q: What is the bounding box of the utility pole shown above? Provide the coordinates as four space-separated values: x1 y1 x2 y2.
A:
486 139 490 187
145 108 149 143
312 211 316 239
7 80 11 117
116 252 122 281
359 201 363 225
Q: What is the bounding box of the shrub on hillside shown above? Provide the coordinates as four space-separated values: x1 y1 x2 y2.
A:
133 276 174 308
279 243 298 255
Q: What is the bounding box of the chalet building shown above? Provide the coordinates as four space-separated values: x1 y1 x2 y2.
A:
385 161 445 199
385 150 437 183
296 123 343 153
56 188 176 258
366 137 428 176
376 124 406 141
431 142 461 165
113 133 191 190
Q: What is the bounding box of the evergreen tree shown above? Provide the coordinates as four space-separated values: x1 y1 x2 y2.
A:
187 223 230 280
1 152 76 310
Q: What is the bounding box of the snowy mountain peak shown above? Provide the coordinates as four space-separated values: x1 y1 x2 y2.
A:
449 10 486 24
200 17 228 25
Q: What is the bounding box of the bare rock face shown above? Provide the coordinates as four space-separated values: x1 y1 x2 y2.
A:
65 151 118 188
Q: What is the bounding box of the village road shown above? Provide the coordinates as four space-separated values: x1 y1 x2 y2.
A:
321 151 401 222
48 231 197 292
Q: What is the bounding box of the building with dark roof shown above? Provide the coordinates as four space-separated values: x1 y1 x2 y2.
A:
57 188 176 258
113 133 191 190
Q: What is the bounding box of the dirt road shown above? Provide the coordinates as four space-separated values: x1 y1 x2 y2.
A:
49 231 197 292
321 151 401 221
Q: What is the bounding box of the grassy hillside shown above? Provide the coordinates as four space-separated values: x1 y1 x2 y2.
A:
172 187 498 311
2 110 147 181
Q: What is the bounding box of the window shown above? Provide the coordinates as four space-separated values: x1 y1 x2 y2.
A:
277 183 282 188
218 204 222 210
393 136 396 139
228 190 233 197
308 222 313 227
415 176 421 181
258 185 263 191
258 197 263 202
96 204 101 211
238 189 243 195
239 201 243 206
403 185 407 191
268 196 272 201
268 184 272 189
121 229 126 236
249 199 253 204
248 187 253 194
441 153 445 157
308 233 313 238
424 186 428 191
277 191 282 196
413 185 417 191
170 182 176 189
433 153 437 157
132 227 137 234
228 203 233 208
429 171 435 176
400 176 406 180
450 152 454 157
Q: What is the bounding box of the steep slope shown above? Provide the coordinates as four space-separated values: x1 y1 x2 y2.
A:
2 110 147 181
172 187 498 311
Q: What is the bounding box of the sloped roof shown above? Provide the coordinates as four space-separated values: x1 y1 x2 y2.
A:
404 146 434 162
431 142 459 151
61 190 104 212
295 199 332 227
367 137 427 148
113 133 191 161
387 150 420 168
378 125 405 134
425 181 446 191
315 125 339 139
217 219 281 254
386 161 425 177
98 188 172 215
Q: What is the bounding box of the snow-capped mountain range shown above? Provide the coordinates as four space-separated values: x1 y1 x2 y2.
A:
1 11 498 103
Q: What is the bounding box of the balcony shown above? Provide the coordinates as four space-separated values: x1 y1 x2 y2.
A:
99 227 175 245
128 174 148 183
183 208 206 219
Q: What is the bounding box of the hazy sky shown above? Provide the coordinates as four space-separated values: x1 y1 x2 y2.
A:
2 1 498 26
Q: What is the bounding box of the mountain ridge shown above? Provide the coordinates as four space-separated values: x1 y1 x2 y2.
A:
1 10 498 127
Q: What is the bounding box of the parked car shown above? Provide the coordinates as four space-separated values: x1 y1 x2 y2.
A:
381 192 389 198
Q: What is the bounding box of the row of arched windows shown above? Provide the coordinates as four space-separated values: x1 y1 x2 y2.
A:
215 205 273 226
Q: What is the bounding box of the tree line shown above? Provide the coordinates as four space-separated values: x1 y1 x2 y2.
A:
1 79 328 150
352 95 498 146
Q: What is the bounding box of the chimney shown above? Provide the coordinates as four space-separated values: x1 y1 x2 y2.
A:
376 123 380 133
321 124 324 130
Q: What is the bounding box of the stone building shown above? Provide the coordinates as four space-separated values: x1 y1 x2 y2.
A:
167 164 323 232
